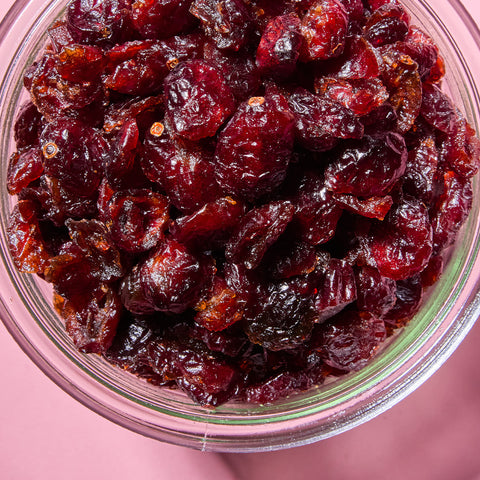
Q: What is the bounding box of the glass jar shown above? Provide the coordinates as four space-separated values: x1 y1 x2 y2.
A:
1 0 480 453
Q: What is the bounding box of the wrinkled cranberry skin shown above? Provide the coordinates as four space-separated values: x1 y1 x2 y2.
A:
7 200 50 274
324 133 407 197
171 196 246 249
243 280 319 351
355 266 397 317
14 102 43 149
363 4 409 47
121 239 215 315
194 276 246 331
315 77 389 116
66 0 134 47
108 189 170 254
290 170 343 245
313 257 357 322
288 88 364 151
141 126 221 213
164 60 235 140
431 171 473 254
7 148 44 195
370 197 433 280
256 13 303 77
214 91 295 201
226 200 295 270
300 0 348 61
315 310 387 371
57 287 122 354
190 0 253 51
40 117 107 197
132 0 197 40
421 83 457 134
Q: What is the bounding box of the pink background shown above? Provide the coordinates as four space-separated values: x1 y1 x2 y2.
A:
2 1 480 478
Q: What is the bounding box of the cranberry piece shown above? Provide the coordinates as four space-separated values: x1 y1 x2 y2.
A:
226 200 295 270
381 48 422 133
403 136 438 204
214 90 295 201
103 94 164 134
66 218 124 282
324 133 407 197
14 102 43 149
7 148 44 195
262 238 318 280
56 286 122 354
104 318 166 383
290 170 343 245
194 276 246 331
370 197 433 280
121 239 215 314
7 200 50 274
315 77 388 116
40 117 107 196
107 189 169 254
170 196 246 249
190 0 254 51
132 0 197 40
104 34 205 96
315 310 386 371
147 336 239 406
66 0 134 47
334 194 393 220
141 124 221 213
300 0 348 61
361 103 398 135
431 171 473 253
288 88 364 151
420 83 457 134
355 266 397 317
256 13 303 78
203 42 261 100
245 369 315 404
438 111 480 179
384 276 422 328
55 44 104 83
28 53 104 121
325 35 381 80
164 59 235 140
363 4 409 47
313 257 357 322
45 242 98 301
243 279 319 351
48 20 76 52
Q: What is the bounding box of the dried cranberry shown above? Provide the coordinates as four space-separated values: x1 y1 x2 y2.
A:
370 197 433 280
7 200 50 274
226 200 295 270
315 310 386 371
66 0 134 47
108 189 169 253
132 0 197 40
256 13 303 78
300 0 348 61
288 88 364 151
214 90 295 201
190 0 254 51
324 133 407 197
164 59 235 140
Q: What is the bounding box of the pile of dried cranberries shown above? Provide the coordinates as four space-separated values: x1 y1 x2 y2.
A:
6 0 480 406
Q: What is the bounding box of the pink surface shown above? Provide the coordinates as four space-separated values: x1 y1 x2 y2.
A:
2 1 480 478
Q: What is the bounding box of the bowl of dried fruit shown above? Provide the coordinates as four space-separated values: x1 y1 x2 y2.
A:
1 0 480 452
